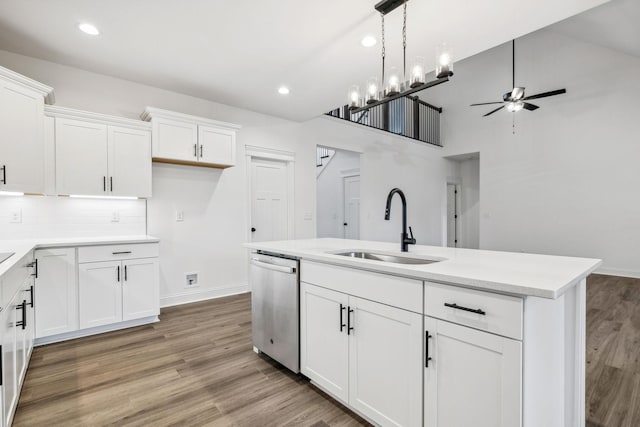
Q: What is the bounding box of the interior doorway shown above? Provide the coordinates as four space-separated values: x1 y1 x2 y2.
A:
444 152 480 249
246 146 295 242
316 146 361 239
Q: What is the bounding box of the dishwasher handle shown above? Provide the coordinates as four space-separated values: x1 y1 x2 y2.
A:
250 259 296 274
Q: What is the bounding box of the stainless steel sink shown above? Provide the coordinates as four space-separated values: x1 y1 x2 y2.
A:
334 251 439 265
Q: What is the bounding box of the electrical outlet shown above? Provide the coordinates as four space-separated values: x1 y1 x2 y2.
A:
9 209 22 223
111 211 120 222
176 210 184 222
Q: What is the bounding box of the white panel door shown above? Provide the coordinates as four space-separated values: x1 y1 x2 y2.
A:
55 118 108 196
151 117 198 161
0 79 45 194
349 296 423 427
79 261 122 329
424 317 522 427
108 126 152 197
343 175 360 239
250 158 288 242
122 258 159 321
198 125 235 166
35 248 79 338
1 294 18 427
300 282 349 404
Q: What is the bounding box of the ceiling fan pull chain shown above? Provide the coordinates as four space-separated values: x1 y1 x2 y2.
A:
381 12 386 85
403 1 407 81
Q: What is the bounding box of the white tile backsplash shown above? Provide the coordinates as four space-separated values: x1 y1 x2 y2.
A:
0 196 146 239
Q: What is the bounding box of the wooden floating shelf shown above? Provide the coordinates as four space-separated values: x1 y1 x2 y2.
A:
152 157 233 169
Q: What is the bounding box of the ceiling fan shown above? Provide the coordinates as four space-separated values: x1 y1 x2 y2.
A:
471 40 566 116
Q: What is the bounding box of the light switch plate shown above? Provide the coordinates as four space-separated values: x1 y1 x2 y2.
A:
111 211 120 222
303 212 313 220
176 210 185 222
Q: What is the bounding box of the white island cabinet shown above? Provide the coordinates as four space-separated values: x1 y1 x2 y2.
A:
245 238 601 427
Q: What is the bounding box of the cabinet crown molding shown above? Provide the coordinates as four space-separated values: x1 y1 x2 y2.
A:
0 65 55 104
45 105 151 130
141 106 242 130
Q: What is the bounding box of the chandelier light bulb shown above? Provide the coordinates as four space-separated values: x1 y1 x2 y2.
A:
410 56 426 88
436 43 454 78
365 76 379 104
348 85 361 109
386 66 401 96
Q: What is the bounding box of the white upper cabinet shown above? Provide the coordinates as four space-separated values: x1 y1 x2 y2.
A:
108 126 152 197
141 107 240 168
0 66 54 194
48 106 152 197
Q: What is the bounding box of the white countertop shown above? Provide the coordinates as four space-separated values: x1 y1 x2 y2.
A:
0 235 159 277
245 238 602 299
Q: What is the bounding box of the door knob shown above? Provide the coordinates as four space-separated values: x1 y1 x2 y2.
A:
343 223 348 226
251 227 256 232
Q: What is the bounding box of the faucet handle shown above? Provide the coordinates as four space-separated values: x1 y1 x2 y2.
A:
407 226 417 244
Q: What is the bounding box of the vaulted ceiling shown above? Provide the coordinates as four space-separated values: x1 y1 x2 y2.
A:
0 0 610 121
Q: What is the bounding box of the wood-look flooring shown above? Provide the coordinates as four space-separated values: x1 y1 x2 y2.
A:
14 294 367 426
12 274 640 426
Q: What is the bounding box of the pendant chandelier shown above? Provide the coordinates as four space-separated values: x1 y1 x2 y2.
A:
348 0 454 113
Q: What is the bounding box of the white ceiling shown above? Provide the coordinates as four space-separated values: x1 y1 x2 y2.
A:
0 0 609 121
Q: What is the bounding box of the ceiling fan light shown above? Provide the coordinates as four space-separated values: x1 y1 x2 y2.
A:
436 43 454 78
506 101 524 112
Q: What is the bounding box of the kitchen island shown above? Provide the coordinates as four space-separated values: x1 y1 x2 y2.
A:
245 238 601 427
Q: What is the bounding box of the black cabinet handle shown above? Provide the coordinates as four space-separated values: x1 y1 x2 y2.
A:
1 165 6 184
200 145 203 158
16 300 26 330
347 306 354 335
444 302 486 316
339 304 346 332
194 144 197 157
343 223 348 226
124 265 128 281
33 258 38 278
425 330 433 367
0 345 3 386
110 176 113 192
117 265 120 282
103 176 106 192
27 285 34 308
251 227 256 232
112 251 132 255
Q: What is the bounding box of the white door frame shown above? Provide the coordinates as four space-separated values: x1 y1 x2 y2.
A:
245 145 295 242
444 178 462 248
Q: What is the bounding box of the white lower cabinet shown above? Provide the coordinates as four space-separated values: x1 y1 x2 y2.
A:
79 248 160 329
79 260 123 329
301 282 423 426
1 293 19 427
34 248 78 338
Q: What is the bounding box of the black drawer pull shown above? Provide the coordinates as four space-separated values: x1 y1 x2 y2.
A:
339 304 346 332
112 251 132 255
444 302 486 316
347 307 354 335
425 330 433 367
1 165 6 184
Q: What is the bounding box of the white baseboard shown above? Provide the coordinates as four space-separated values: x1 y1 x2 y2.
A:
35 316 159 346
594 267 640 279
160 284 250 308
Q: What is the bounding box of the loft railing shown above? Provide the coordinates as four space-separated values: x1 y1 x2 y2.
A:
325 95 443 147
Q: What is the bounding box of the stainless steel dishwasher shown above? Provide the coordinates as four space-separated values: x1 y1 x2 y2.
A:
250 251 300 373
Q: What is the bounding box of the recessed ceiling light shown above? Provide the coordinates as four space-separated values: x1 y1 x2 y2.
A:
278 86 290 95
361 36 377 47
78 23 100 36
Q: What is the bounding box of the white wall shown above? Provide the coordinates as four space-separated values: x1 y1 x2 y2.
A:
426 29 640 276
316 148 360 238
0 49 456 305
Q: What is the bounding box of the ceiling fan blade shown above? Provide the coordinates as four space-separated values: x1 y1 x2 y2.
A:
511 87 525 100
522 102 539 111
483 106 505 117
470 101 504 106
523 89 566 100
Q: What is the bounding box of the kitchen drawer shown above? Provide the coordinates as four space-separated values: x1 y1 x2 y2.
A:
78 243 159 263
301 260 422 313
425 282 523 340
